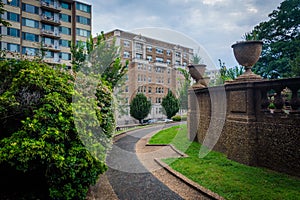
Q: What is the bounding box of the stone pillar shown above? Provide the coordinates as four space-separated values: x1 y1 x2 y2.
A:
187 88 200 141
225 82 258 166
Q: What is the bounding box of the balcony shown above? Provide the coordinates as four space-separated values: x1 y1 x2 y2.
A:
41 1 61 12
153 62 168 68
132 58 149 64
44 58 61 64
40 29 61 39
41 15 61 26
42 43 61 52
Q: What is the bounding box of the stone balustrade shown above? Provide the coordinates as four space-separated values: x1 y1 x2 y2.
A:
188 77 300 177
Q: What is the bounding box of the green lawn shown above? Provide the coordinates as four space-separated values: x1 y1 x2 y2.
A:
148 124 300 200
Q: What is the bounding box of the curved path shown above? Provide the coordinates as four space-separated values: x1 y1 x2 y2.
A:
105 124 184 200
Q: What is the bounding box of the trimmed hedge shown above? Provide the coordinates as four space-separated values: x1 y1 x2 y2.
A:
0 60 113 199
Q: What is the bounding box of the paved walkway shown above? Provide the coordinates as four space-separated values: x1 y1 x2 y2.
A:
87 124 214 200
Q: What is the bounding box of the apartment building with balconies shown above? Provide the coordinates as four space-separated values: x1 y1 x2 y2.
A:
103 29 193 125
0 0 91 66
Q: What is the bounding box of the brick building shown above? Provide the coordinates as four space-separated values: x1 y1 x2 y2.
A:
103 29 193 125
1 0 91 67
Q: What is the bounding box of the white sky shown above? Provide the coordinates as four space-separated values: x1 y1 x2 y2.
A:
82 0 282 69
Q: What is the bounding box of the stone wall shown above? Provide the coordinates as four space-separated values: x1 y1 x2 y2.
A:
188 78 300 177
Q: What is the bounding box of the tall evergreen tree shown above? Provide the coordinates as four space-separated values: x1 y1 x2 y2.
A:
130 93 151 124
161 90 180 119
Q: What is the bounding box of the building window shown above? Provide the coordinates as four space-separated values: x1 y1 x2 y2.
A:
22 47 38 56
22 3 39 14
22 18 39 28
147 46 152 52
45 51 54 58
7 43 20 52
76 2 91 13
146 55 152 62
123 40 130 47
155 57 164 63
42 10 54 18
42 24 54 32
136 53 142 60
60 52 71 60
60 26 71 35
136 43 143 51
156 48 163 54
148 76 152 82
148 87 152 94
166 50 171 56
167 59 171 65
76 28 91 37
125 86 128 93
61 2 71 10
7 0 19 7
7 27 20 37
123 51 130 58
59 39 70 47
138 63 143 70
7 12 20 22
42 37 54 45
22 32 39 42
60 13 71 22
76 16 90 25
176 52 181 57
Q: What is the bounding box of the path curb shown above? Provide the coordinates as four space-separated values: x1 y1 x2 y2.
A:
154 158 225 200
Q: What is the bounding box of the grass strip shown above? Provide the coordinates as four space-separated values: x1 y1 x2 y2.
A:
149 124 300 200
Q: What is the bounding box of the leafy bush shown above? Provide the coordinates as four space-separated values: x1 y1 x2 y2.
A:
172 115 182 121
0 60 113 199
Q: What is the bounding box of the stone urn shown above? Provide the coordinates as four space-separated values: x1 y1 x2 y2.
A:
187 64 209 88
231 40 263 81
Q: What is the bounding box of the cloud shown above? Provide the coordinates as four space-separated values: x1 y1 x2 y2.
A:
85 0 282 67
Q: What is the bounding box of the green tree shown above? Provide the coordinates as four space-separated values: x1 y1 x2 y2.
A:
70 41 86 72
177 68 191 110
71 32 128 88
248 0 300 78
162 90 180 119
130 93 151 124
217 59 244 84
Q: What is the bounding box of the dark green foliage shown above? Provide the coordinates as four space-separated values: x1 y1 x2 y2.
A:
162 91 180 119
249 0 300 78
130 93 151 124
0 59 113 199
